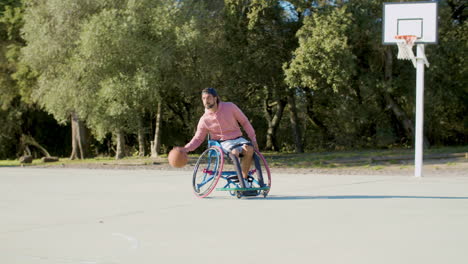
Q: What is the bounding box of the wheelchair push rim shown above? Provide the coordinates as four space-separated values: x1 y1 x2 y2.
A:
247 150 272 197
192 146 224 198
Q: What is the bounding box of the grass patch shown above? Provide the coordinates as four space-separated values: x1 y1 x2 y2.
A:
0 156 159 167
1 145 465 169
262 145 467 168
0 159 21 166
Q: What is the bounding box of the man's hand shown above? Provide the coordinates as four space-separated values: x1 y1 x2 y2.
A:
177 147 188 153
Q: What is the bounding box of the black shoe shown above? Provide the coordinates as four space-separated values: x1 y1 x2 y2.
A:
227 176 253 183
227 175 240 182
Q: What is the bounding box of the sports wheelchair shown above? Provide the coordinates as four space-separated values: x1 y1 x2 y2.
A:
192 140 271 199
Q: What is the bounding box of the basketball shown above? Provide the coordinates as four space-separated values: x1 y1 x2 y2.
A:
168 147 188 168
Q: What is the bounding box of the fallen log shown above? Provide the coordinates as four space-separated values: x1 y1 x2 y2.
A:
42 156 59 163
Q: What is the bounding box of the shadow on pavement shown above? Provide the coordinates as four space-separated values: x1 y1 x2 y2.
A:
260 195 468 200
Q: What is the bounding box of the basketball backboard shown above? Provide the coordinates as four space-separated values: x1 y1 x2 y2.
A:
383 1 438 44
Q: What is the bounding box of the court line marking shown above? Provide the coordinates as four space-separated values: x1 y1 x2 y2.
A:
111 233 139 250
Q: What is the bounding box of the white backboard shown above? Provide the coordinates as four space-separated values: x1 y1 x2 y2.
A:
383 1 438 44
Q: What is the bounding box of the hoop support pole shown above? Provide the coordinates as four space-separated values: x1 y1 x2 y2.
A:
414 44 427 178
410 54 417 68
418 45 430 67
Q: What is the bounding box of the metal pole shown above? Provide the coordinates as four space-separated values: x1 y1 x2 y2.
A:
414 44 425 177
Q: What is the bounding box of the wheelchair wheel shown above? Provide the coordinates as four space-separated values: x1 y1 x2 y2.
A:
192 146 224 198
249 151 272 197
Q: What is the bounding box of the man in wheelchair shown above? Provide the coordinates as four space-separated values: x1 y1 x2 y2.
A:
180 87 258 188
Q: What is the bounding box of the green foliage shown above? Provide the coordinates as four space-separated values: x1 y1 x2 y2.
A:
0 2 22 109
74 0 185 140
425 1 468 145
0 99 21 158
284 5 356 92
0 0 43 159
0 0 466 159
284 4 364 149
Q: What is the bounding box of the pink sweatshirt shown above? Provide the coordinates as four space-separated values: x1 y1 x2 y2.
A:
184 102 257 152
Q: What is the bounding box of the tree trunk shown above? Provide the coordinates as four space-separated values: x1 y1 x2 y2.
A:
138 116 145 157
151 101 162 158
303 87 330 138
263 98 286 151
288 90 303 153
20 134 51 157
24 145 32 156
383 92 415 138
69 112 89 160
115 130 126 160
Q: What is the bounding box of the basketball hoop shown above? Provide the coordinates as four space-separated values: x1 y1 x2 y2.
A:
395 35 418 67
395 35 417 59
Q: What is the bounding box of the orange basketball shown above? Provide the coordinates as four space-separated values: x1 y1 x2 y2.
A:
168 147 188 168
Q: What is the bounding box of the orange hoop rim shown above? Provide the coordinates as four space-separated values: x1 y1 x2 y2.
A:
395 35 418 44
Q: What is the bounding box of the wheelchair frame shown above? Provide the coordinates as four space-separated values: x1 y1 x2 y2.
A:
192 140 271 199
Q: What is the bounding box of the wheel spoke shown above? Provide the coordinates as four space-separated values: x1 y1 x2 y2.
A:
192 146 224 198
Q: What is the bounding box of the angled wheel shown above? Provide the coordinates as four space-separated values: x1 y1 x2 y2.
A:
249 151 272 197
192 146 224 198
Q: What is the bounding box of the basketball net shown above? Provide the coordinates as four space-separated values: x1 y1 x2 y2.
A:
395 35 417 60
395 35 419 67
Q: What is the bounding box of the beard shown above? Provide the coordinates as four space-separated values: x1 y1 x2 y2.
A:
205 102 215 109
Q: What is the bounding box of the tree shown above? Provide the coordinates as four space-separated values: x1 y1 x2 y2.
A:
75 4 161 158
21 0 178 159
425 1 467 145
5 0 464 159
20 0 113 159
284 5 358 149
0 0 47 159
215 0 302 151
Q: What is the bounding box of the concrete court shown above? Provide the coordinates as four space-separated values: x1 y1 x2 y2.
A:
0 167 467 264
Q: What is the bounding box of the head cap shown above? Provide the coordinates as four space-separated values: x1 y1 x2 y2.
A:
202 87 218 97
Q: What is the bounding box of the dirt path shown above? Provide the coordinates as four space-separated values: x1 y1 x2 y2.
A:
29 155 468 177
